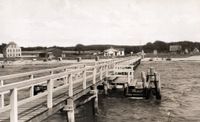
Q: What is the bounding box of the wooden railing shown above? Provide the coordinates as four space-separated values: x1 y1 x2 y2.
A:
0 56 140 122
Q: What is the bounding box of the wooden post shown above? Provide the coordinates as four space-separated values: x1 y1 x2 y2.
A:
47 79 53 108
29 75 34 97
92 63 98 114
68 74 73 97
0 80 4 108
103 81 108 95
154 72 161 100
150 67 155 82
154 72 161 90
93 90 98 114
93 65 97 85
47 71 54 108
83 65 87 89
106 64 108 77
113 62 116 75
66 74 75 122
141 50 145 59
100 66 103 81
131 66 134 80
127 71 130 84
141 71 147 88
64 69 68 85
10 88 18 122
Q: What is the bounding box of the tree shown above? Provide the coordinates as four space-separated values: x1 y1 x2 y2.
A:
153 40 168 52
75 44 85 54
0 43 7 53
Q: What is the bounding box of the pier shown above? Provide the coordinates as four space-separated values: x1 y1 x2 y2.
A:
0 56 161 122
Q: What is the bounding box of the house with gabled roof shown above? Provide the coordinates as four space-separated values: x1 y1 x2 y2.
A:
103 47 125 57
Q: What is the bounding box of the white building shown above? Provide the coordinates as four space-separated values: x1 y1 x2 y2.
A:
169 45 182 52
153 50 158 55
0 53 3 58
193 48 199 54
104 47 125 57
3 42 21 58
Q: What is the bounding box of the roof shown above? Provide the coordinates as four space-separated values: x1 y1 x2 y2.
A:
8 41 17 45
117 48 125 51
3 41 19 52
104 47 124 52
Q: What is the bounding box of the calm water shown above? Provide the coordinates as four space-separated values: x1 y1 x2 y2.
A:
1 61 200 122
44 61 200 122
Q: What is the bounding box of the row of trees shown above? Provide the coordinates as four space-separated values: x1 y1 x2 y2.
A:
69 41 200 54
1 41 200 54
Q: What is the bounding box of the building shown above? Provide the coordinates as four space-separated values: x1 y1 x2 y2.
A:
153 50 158 55
0 53 3 58
193 48 199 54
21 51 46 58
22 48 62 59
184 48 189 54
3 42 21 58
169 45 182 53
104 47 125 57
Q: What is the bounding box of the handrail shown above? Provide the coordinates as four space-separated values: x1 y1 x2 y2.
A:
0 64 85 80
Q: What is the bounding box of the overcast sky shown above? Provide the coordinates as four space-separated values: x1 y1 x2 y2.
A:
0 0 200 47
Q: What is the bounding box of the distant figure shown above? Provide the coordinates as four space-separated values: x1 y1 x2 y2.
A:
2 65 4 68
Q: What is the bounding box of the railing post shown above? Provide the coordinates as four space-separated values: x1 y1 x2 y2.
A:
100 66 103 81
10 88 18 122
131 66 134 80
113 62 116 75
83 65 87 89
150 67 155 81
141 71 147 88
106 64 108 77
47 71 54 108
127 71 130 84
93 64 97 84
66 74 75 122
47 79 53 108
91 63 99 114
64 69 68 85
29 75 34 97
68 74 73 97
0 80 4 108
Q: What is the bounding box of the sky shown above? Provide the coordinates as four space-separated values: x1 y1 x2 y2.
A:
0 0 200 47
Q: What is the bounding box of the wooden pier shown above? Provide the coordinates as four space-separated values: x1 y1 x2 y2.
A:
0 56 161 122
